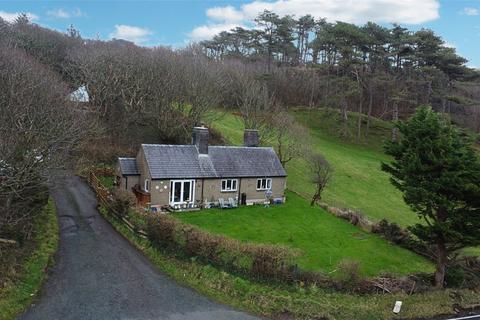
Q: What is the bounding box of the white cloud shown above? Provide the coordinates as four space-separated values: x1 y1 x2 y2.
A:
189 23 244 41
0 10 39 23
189 0 440 41
110 24 152 44
47 9 70 18
206 6 245 22
46 8 85 19
460 7 479 16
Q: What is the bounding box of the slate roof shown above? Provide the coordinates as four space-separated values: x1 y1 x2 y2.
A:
139 144 286 179
118 157 139 175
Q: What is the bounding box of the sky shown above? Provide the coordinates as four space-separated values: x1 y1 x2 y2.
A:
0 0 479 68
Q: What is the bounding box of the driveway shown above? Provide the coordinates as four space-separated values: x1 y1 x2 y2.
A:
19 172 260 320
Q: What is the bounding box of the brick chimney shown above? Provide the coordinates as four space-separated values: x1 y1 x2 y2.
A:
244 129 259 147
192 127 209 154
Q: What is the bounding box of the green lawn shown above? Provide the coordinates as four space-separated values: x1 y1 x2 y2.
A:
174 191 433 277
208 109 417 227
207 109 479 258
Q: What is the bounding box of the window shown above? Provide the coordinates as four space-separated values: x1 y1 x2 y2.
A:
144 179 150 192
221 179 237 192
256 178 272 190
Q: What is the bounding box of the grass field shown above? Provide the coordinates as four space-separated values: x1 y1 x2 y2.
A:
174 191 433 277
208 109 417 227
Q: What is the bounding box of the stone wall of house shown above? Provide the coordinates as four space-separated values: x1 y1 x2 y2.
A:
147 176 287 207
119 175 140 192
136 148 150 191
241 177 286 203
149 180 171 206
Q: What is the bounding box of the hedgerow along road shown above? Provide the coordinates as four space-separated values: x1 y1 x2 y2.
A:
19 172 260 320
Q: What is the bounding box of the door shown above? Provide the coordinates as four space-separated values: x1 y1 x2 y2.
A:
169 180 195 206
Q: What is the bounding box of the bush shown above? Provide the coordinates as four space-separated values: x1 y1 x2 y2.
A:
146 214 179 247
111 189 136 217
146 214 298 280
445 265 466 288
372 219 410 244
336 260 362 290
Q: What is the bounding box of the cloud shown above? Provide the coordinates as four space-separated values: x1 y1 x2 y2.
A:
110 24 153 44
0 10 39 23
460 7 479 16
46 8 85 19
189 0 440 41
189 23 244 41
206 5 245 22
47 9 70 18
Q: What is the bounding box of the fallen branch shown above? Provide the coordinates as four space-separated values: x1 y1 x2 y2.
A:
0 238 18 245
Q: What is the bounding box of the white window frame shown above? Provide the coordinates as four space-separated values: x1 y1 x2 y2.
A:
169 179 196 205
221 179 238 192
144 179 150 192
256 178 272 191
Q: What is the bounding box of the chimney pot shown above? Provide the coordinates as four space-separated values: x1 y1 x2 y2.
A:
244 129 259 147
192 127 209 154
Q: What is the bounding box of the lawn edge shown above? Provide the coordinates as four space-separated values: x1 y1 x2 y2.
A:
0 197 60 320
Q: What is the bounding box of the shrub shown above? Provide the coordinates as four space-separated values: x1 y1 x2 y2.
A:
251 244 295 279
336 259 362 291
372 219 410 244
146 214 298 280
111 189 136 217
146 214 179 248
445 265 466 288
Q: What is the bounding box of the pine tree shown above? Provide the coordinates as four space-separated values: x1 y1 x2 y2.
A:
382 106 480 288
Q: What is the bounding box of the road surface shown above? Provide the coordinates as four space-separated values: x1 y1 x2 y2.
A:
442 316 480 320
446 315 480 320
19 172 260 320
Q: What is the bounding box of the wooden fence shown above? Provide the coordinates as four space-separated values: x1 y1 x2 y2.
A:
87 169 148 238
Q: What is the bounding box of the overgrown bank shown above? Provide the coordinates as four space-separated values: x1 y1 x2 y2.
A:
0 198 59 320
97 200 480 320
88 169 480 319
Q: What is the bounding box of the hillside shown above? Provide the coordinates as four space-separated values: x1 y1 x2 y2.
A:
208 108 417 227
208 108 480 257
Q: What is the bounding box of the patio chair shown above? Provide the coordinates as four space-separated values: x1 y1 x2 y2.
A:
218 198 231 209
228 197 238 208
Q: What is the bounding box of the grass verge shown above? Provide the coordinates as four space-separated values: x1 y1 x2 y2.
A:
0 198 59 320
98 204 480 320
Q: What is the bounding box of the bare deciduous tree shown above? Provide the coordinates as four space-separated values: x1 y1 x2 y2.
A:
266 112 308 167
308 153 332 206
0 45 89 239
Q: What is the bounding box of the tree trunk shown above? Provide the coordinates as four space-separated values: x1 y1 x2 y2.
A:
341 98 349 137
434 208 448 288
357 97 363 142
434 239 447 288
310 191 320 206
392 102 399 141
366 84 373 138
